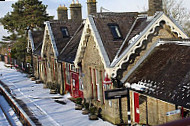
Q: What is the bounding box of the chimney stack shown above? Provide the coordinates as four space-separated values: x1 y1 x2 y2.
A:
57 5 68 21
87 0 97 15
70 0 82 22
148 0 163 16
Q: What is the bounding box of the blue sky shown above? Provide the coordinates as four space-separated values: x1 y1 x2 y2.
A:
1 0 190 19
0 0 190 41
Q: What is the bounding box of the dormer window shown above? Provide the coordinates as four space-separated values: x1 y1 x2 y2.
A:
60 27 69 38
108 23 122 40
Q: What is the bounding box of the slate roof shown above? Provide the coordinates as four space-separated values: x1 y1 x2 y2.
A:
93 12 138 62
29 30 44 56
92 12 154 63
118 17 152 56
49 20 82 54
58 23 84 63
127 42 190 108
33 42 42 56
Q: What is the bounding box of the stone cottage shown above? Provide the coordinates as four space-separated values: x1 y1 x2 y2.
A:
57 23 84 97
74 0 188 124
40 2 83 93
27 30 44 79
125 39 190 125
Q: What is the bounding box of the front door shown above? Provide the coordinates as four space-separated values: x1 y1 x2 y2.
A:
71 73 79 98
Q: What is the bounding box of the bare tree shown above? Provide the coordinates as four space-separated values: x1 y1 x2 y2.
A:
163 0 190 36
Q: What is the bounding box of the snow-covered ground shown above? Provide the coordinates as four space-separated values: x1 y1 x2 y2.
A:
0 61 114 126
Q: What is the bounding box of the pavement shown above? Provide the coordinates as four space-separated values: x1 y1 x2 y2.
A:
0 61 114 126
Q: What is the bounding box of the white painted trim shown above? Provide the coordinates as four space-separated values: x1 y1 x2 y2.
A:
88 16 111 67
121 39 160 83
41 21 59 59
131 91 135 123
110 12 189 78
121 39 190 83
114 17 139 62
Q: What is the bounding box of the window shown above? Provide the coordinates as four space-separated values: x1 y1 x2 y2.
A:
66 63 71 84
60 27 69 37
70 64 76 72
79 76 83 91
89 68 94 98
108 24 122 39
95 69 101 101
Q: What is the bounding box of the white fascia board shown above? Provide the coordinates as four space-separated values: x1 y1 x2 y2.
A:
41 23 48 58
121 39 190 83
121 39 160 83
46 21 59 59
111 12 189 68
41 21 58 59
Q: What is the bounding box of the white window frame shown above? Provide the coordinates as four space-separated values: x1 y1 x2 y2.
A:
96 69 101 101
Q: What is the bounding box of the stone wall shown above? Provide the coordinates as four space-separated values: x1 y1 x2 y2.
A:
81 34 130 124
41 32 57 89
57 62 64 94
138 94 181 125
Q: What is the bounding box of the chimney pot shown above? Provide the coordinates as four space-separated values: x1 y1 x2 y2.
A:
87 0 97 15
57 4 68 21
70 1 82 22
148 0 163 16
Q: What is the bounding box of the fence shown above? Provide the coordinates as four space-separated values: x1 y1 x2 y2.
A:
0 54 31 74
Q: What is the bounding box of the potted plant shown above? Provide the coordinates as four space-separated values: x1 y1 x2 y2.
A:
82 102 89 115
89 106 98 120
75 98 83 110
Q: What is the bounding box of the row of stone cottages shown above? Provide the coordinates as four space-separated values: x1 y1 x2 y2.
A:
27 0 190 125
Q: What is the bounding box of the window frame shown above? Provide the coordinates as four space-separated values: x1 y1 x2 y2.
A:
89 67 94 99
108 23 123 40
60 27 70 38
95 69 101 102
65 63 71 85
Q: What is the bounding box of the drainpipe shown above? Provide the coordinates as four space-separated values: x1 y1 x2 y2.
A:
60 62 64 94
119 97 124 124
127 88 131 126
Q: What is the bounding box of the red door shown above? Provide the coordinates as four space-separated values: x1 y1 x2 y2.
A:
71 73 80 98
134 92 140 123
71 72 83 98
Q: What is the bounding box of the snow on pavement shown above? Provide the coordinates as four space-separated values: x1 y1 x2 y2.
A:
0 62 115 126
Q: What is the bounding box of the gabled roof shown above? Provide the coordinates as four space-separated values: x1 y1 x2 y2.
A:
110 12 189 77
92 12 138 62
58 22 84 64
50 20 81 54
75 12 189 77
126 40 190 108
28 30 44 53
41 20 82 59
